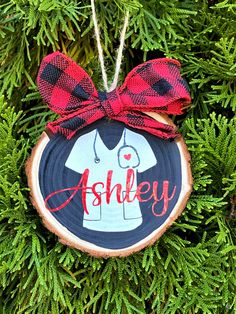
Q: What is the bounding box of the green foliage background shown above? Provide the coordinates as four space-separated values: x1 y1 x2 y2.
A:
0 0 236 313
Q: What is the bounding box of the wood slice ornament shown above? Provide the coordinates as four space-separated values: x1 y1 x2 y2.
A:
26 52 193 257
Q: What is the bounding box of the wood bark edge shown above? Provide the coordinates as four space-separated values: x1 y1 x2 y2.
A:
25 113 193 257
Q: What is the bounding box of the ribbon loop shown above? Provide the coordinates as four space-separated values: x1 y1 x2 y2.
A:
37 51 191 140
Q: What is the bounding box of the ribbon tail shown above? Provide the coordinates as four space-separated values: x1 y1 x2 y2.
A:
112 111 179 140
47 106 105 139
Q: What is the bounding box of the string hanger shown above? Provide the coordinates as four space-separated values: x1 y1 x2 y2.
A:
90 0 129 92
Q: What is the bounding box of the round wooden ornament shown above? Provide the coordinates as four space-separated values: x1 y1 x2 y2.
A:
26 52 192 257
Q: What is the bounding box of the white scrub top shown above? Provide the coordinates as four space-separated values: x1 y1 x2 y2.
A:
65 128 157 232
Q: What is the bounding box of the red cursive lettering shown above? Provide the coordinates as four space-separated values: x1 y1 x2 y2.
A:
105 170 123 204
45 168 90 214
151 180 176 217
44 168 177 217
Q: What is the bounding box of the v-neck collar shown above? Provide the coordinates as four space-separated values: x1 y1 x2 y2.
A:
96 128 125 152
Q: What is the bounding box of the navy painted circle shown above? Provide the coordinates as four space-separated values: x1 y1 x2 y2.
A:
39 119 182 250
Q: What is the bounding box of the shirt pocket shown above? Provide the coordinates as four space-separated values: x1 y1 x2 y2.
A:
83 192 101 221
123 190 142 220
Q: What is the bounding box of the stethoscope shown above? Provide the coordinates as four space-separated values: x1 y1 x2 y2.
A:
93 128 140 169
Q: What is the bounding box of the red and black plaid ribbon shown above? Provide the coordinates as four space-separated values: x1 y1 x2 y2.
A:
37 51 191 139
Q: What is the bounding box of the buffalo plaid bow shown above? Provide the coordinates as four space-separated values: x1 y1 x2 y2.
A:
37 51 191 139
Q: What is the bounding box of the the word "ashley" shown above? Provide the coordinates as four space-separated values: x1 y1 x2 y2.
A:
44 169 177 217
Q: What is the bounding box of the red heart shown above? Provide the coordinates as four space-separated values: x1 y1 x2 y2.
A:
124 154 131 160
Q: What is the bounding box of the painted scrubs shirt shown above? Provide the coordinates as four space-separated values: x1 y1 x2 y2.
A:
65 128 157 232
